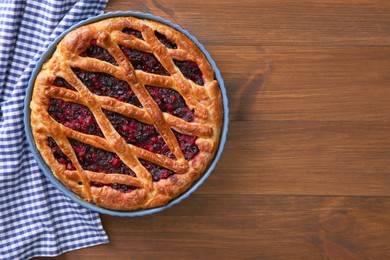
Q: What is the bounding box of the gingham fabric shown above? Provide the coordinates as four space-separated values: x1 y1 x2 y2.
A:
0 1 109 259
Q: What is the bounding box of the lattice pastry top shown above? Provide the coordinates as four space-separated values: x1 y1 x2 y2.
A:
29 16 223 210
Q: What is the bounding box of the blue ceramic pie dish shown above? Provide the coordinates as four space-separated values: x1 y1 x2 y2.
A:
24 11 229 217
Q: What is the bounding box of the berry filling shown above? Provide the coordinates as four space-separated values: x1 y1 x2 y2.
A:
122 28 143 40
103 109 200 162
104 110 174 159
48 137 138 192
47 137 75 170
73 68 142 106
69 139 136 176
155 31 177 49
174 131 199 160
120 46 169 76
171 107 195 122
90 181 137 193
174 60 204 85
80 39 118 66
145 85 194 122
48 99 103 137
139 159 174 181
53 77 76 91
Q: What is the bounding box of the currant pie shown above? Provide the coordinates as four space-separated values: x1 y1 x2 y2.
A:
29 16 223 210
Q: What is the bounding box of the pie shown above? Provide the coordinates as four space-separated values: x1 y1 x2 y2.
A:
29 16 223 211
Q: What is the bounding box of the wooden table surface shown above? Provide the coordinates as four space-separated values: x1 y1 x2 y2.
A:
38 0 390 259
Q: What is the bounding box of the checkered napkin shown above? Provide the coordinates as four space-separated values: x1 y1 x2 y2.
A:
0 1 110 259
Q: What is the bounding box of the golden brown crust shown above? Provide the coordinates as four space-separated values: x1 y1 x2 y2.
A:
30 16 222 210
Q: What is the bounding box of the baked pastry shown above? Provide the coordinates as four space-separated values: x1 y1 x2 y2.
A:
29 16 223 211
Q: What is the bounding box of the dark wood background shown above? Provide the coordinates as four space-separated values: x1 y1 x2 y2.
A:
37 0 390 259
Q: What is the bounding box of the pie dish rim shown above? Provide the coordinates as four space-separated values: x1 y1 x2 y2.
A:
23 11 229 217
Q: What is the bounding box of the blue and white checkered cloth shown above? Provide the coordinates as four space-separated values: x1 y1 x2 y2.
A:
0 1 110 259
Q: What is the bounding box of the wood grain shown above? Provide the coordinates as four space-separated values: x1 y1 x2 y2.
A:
105 0 390 46
217 46 390 121
35 0 390 259
39 196 390 259
202 121 390 196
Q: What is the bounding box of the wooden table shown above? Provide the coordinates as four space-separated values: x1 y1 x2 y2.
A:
40 0 390 259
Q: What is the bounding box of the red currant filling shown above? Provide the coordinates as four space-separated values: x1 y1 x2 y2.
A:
145 85 194 122
174 60 204 85
90 181 137 193
47 137 75 170
80 39 118 66
48 99 103 137
73 68 142 106
103 109 200 162
174 130 199 160
122 28 143 39
120 46 169 76
69 139 136 176
53 77 76 91
48 137 137 191
104 109 174 159
139 159 174 181
122 28 177 50
154 31 177 49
